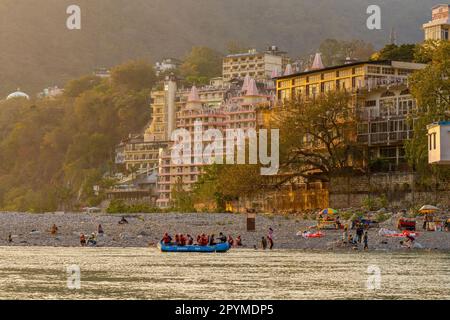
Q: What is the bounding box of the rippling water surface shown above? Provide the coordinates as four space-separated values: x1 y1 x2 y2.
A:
0 247 449 299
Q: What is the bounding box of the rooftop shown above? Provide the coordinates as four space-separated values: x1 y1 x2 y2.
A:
275 60 425 80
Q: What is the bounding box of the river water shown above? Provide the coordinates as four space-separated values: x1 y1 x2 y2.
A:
0 247 449 300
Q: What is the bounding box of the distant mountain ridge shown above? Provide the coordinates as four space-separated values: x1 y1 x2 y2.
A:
0 0 437 96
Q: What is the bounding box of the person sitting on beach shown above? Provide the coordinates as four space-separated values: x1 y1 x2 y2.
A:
118 216 128 225
235 235 242 246
348 234 356 245
405 234 415 247
87 233 97 246
186 234 194 245
80 233 86 247
162 233 172 244
98 224 104 235
50 224 58 235
228 235 234 246
209 234 216 246
218 232 227 243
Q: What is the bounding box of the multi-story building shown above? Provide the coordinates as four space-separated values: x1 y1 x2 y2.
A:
276 60 427 169
423 4 450 41
154 58 182 76
156 79 274 208
222 46 289 83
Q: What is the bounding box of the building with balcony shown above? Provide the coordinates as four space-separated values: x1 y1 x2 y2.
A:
423 4 450 41
222 46 289 83
276 60 427 170
156 79 274 208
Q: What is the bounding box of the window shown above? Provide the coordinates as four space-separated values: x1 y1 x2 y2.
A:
365 100 377 107
368 66 380 74
382 68 395 75
442 28 449 40
380 147 397 159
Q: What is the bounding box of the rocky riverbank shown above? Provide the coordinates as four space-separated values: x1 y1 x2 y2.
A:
1 212 449 251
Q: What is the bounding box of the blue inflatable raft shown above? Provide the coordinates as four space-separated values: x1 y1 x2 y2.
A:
158 241 230 253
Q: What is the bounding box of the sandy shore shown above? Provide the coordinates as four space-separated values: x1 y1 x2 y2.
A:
1 212 449 251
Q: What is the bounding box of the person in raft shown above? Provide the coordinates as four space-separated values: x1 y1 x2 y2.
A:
186 234 194 245
162 233 172 244
228 235 234 246
209 234 216 246
218 232 227 243
175 234 186 246
196 234 208 246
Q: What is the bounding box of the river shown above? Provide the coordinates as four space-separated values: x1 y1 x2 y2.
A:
0 247 449 299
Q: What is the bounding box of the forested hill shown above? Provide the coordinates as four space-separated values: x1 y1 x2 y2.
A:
0 0 436 96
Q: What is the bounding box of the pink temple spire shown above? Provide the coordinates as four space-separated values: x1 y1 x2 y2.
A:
188 85 200 102
311 52 324 70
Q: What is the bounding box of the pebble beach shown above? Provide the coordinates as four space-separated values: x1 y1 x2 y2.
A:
1 212 450 251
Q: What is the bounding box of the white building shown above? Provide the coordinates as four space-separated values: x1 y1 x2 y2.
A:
222 46 289 82
154 58 182 76
428 122 450 165
423 4 450 41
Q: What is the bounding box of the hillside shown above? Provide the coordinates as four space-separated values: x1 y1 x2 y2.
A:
0 0 437 96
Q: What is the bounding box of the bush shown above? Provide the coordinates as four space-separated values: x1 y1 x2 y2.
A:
362 196 378 211
375 211 390 223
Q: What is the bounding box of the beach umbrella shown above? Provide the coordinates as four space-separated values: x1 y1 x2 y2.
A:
320 208 338 215
419 205 439 214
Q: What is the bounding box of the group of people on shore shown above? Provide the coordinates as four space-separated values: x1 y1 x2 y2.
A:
259 227 274 250
342 224 369 250
161 232 243 247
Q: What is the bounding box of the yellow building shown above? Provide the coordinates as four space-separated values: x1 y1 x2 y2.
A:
423 4 450 41
276 60 426 169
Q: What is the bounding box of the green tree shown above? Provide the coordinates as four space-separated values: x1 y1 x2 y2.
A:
371 44 417 62
0 60 154 212
273 91 360 182
111 60 156 92
405 41 450 175
64 75 103 98
180 47 223 85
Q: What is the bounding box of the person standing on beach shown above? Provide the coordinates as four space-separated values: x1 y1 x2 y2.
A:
363 231 369 250
7 234 12 243
261 237 267 250
356 225 364 243
268 228 274 249
342 226 348 244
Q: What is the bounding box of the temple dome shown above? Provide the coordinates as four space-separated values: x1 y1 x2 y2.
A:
7 89 30 100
